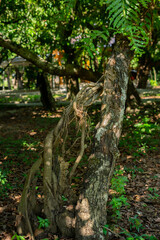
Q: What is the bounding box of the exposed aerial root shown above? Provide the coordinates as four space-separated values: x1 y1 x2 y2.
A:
17 81 103 238
69 118 86 181
17 155 43 239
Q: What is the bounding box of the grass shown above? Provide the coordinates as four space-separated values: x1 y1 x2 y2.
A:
0 94 40 103
0 112 60 199
0 92 65 104
119 112 160 158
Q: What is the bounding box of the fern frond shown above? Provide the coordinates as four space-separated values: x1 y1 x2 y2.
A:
110 8 125 27
107 0 140 28
107 0 121 12
106 0 152 54
138 0 151 8
128 26 150 54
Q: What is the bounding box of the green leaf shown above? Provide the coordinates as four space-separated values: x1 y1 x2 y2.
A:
103 224 109 235
11 235 16 240
19 237 25 240
62 195 68 201
141 235 158 240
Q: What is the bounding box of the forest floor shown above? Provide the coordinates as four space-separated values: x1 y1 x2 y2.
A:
0 95 160 240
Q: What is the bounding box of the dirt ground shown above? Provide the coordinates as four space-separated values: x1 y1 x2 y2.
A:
0 104 160 240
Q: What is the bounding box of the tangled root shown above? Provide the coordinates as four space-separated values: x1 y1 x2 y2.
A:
17 81 103 239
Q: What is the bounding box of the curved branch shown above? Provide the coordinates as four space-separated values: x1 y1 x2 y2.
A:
0 34 101 82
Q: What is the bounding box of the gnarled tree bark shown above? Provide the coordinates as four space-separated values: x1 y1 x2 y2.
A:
16 37 132 240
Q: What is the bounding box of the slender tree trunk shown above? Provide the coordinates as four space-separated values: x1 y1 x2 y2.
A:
137 67 150 88
38 72 56 111
7 71 11 90
26 77 31 89
15 68 23 90
2 71 5 90
153 67 157 83
75 39 131 240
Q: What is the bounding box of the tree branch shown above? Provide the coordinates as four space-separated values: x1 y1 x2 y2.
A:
0 34 101 82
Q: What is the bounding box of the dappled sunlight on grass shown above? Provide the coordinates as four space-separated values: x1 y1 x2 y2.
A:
0 94 40 104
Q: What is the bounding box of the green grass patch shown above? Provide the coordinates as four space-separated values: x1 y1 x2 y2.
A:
0 94 40 103
119 113 160 158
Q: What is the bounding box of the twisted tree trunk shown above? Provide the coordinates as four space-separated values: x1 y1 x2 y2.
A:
17 38 131 240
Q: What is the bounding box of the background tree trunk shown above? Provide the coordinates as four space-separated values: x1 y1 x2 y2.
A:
38 72 56 111
126 80 141 106
7 70 11 89
66 76 80 99
137 53 151 88
15 68 23 90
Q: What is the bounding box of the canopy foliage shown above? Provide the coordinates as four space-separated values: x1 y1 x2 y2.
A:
0 0 159 78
